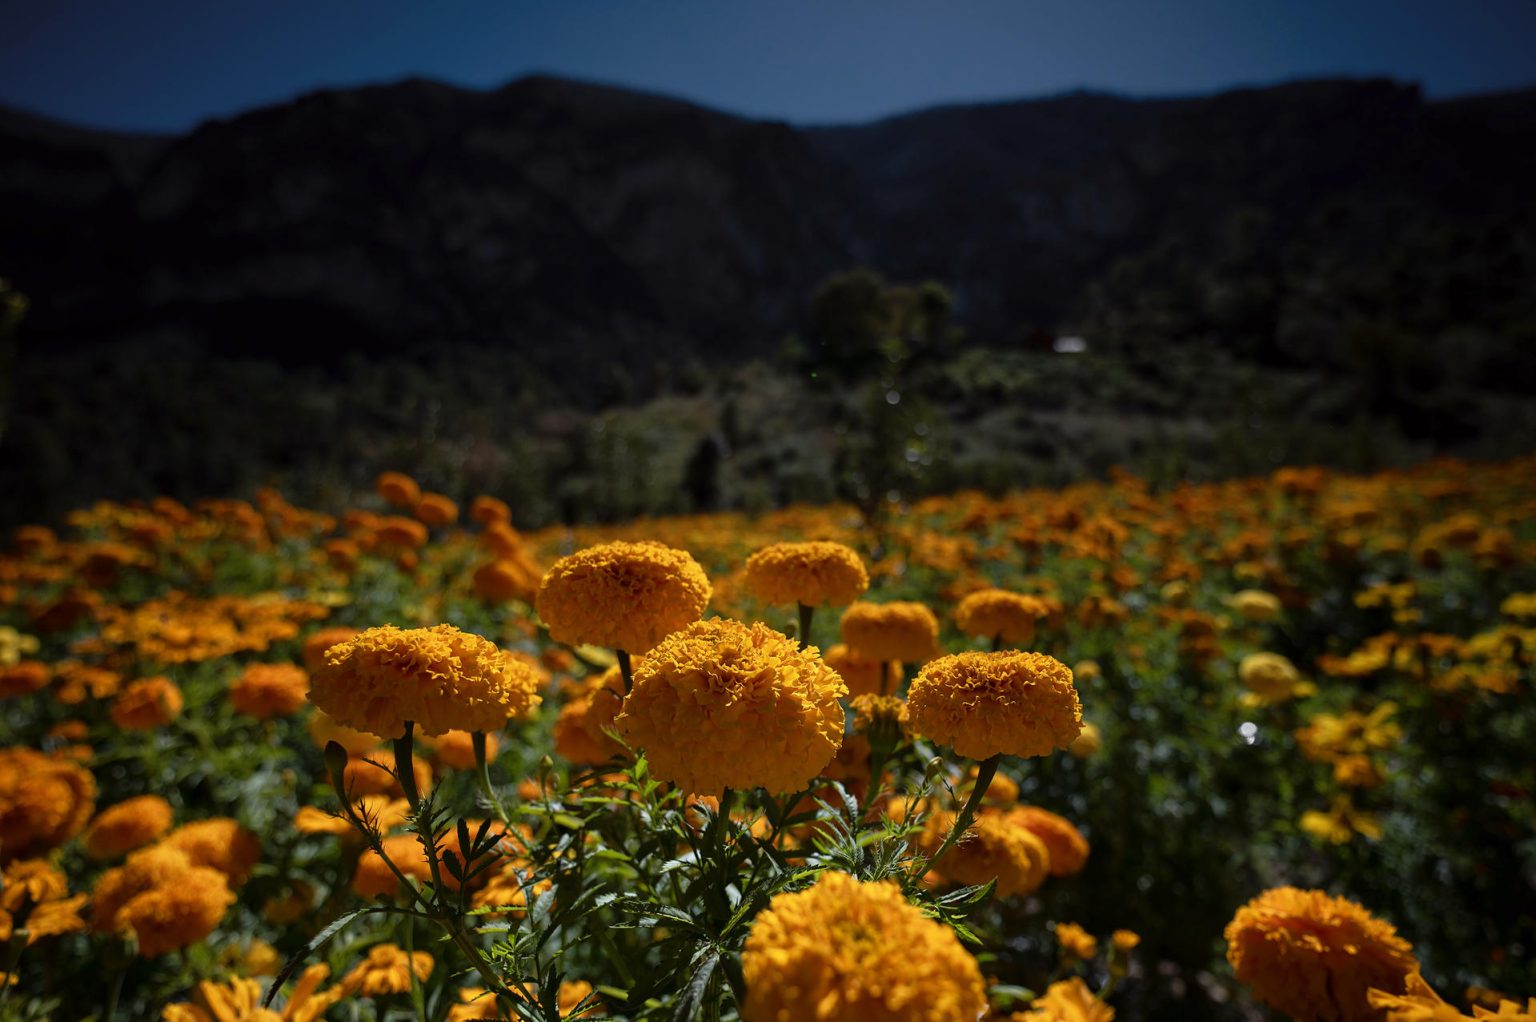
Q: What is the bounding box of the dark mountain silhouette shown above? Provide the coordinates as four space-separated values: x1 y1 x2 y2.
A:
3 74 1535 366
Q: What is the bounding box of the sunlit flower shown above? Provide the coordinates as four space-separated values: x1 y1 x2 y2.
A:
229 663 309 720
743 541 869 608
84 795 175 860
553 666 627 764
339 943 433 998
414 493 458 528
161 964 343 1022
536 541 711 654
823 643 903 697
1010 806 1090 876
1229 590 1283 623
109 677 184 730
0 747 96 862
917 807 1050 897
908 652 1082 760
840 601 940 663
1017 977 1115 1022
93 845 235 957
1299 796 1383 844
617 619 846 794
954 589 1055 645
161 818 262 885
740 871 987 1022
1056 922 1098 960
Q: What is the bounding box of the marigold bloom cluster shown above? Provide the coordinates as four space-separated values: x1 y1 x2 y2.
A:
109 676 184 730
908 651 1082 760
1013 977 1115 1022
161 817 262 885
161 965 343 1022
340 943 433 997
553 666 628 764
536 541 711 654
93 845 236 956
84 794 175 860
740 871 987 1022
0 747 96 862
1225 886 1417 1022
823 644 902 697
617 619 846 794
1369 971 1536 1022
229 662 310 719
310 624 532 738
954 588 1056 645
743 541 869 608
1009 806 1091 876
0 859 87 946
918 808 1050 897
840 601 940 663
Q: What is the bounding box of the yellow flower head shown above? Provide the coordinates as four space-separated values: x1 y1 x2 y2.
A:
110 677 184 731
908 652 1082 760
553 666 627 765
840 601 940 663
1230 590 1283 623
309 624 528 738
1068 721 1102 759
536 541 711 654
824 644 903 697
161 964 342 1022
954 589 1055 645
1225 886 1417 1022
161 818 262 885
740 871 987 1022
918 808 1050 897
1238 653 1314 704
1009 806 1090 876
84 794 174 860
617 619 846 794
1056 922 1098 960
229 663 309 720
1019 977 1115 1022
340 943 433 998
94 845 234 957
0 747 96 862
849 693 910 741
1367 971 1474 1022
743 541 869 608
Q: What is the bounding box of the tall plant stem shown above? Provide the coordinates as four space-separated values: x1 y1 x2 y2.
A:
394 721 421 811
472 731 510 823
617 649 634 694
923 754 1000 876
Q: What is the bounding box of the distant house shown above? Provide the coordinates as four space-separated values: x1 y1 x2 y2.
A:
1053 336 1089 354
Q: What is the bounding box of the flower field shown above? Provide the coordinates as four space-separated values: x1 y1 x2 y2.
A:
1 456 1533 1021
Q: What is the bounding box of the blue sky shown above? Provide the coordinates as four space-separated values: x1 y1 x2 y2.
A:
3 0 1534 132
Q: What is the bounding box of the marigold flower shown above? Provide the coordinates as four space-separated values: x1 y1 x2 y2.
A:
536 541 711 654
1238 652 1316 706
471 857 552 917
743 541 869 608
1225 886 1417 1022
1057 922 1099 959
343 751 433 800
823 644 902 697
309 624 527 738
294 795 409 837
414 493 458 528
470 495 511 526
1230 589 1283 622
93 846 235 957
352 834 440 898
917 808 1050 897
375 472 421 508
840 601 940 663
109 677 184 730
1299 796 1382 844
954 589 1055 645
302 627 361 673
161 818 261 885
1069 721 1102 759
554 666 628 764
0 661 49 698
84 794 175 860
908 652 1082 760
1018 977 1115 1022
0 747 96 862
472 558 538 603
161 965 344 1022
339 943 433 997
1112 930 1141 952
422 729 495 771
306 708 380 756
617 619 846 794
229 663 309 720
849 692 910 742
52 662 122 704
1009 806 1090 876
740 871 987 1022
375 516 429 549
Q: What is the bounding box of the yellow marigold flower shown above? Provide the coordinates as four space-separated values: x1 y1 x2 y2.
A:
1238 652 1316 706
824 644 902 697
616 619 846 794
1 858 70 909
472 558 538 603
954 589 1054 645
1225 886 1417 1022
1009 806 1090 876
917 807 1050 897
1500 593 1536 622
1367 971 1473 1022
110 676 184 730
293 795 409 836
470 495 511 526
309 624 527 738
301 627 361 673
0 661 49 698
84 794 174 860
1230 589 1283 623
1056 922 1099 959
743 541 869 608
161 964 343 1022
1300 796 1383 844
908 652 1082 760
536 541 711 654
339 943 433 998
1018 977 1115 1022
111 866 235 956
229 663 309 720
161 818 261 885
840 600 940 663
414 492 458 528
1112 930 1140 952
1296 703 1402 763
849 692 910 740
53 661 121 705
306 708 380 756
1072 660 1102 683
554 666 628 764
422 729 495 771
352 833 434 898
0 747 96 862
375 471 421 508
1069 721 1102 759
740 871 987 1022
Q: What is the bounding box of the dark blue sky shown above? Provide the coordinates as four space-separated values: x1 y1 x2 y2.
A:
3 0 1534 133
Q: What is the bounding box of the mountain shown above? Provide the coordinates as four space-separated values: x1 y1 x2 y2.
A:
3 74 1536 366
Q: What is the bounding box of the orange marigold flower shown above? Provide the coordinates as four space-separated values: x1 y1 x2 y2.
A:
375 516 429 549
1018 977 1115 1022
0 747 96 862
849 692 910 742
743 541 869 608
1056 922 1099 960
1069 721 1102 759
161 818 261 885
109 677 184 730
470 495 511 526
1010 806 1090 876
954 589 1055 645
307 708 380 756
1225 887 1417 1022
1367 971 1472 1022
343 751 433 800
1112 930 1141 952
339 943 433 998
917 808 1050 898
617 619 846 795
740 871 987 1022
162 965 344 1022
302 627 361 673
352 834 444 898
422 729 494 771
375 472 421 508
908 652 1082 760
294 795 409 837
84 795 174 860
93 845 234 957
414 493 458 528
553 666 627 765
840 601 940 663
229 663 309 720
536 541 711 654
309 624 528 738
824 644 902 697
0 661 49 699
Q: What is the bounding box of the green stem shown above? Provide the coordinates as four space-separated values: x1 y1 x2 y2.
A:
472 731 510 824
797 602 814 651
923 754 1000 877
991 633 1004 653
617 649 635 694
394 721 421 811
